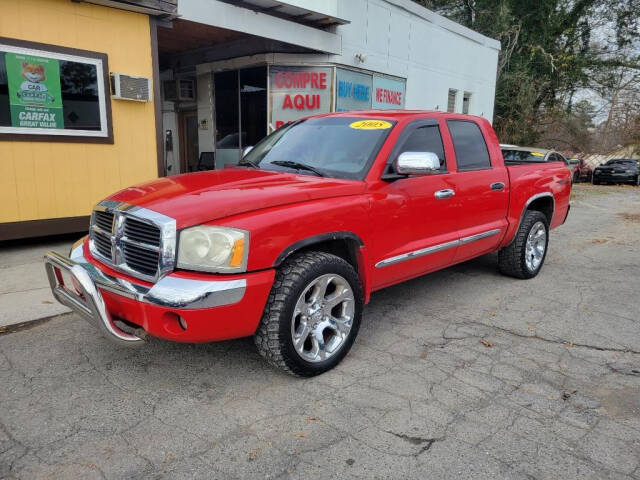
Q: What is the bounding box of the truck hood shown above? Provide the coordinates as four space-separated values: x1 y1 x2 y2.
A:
107 169 365 228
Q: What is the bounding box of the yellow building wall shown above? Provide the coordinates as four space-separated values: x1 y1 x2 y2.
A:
0 0 158 224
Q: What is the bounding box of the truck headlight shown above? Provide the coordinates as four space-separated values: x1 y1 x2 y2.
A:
177 226 249 273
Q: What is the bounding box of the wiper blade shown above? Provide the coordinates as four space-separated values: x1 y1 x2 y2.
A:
238 160 259 169
270 160 325 176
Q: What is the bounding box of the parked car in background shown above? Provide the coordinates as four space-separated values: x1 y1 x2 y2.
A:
500 145 568 166
567 158 579 178
44 112 571 376
592 159 640 185
568 157 592 183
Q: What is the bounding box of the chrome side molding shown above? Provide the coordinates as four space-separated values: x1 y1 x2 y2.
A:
375 228 502 268
459 228 501 245
375 239 459 268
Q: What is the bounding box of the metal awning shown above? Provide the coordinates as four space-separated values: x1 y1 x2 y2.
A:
231 0 350 28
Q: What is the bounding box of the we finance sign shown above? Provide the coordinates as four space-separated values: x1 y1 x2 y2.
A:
372 76 406 110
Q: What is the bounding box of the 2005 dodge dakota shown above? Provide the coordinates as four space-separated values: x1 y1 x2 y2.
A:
45 111 571 376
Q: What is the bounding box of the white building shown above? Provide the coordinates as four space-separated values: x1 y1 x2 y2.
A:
158 0 500 174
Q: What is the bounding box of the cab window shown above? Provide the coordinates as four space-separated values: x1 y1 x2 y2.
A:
447 120 491 170
398 125 446 170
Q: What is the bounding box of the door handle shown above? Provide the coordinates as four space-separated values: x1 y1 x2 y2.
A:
434 189 455 199
490 182 505 191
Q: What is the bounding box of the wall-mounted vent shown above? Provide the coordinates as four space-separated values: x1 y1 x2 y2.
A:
163 79 196 102
447 89 458 113
110 73 152 102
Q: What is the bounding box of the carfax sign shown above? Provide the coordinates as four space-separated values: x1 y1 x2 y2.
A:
5 52 64 129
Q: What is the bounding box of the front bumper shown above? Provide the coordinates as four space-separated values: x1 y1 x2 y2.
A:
44 238 275 344
593 172 637 183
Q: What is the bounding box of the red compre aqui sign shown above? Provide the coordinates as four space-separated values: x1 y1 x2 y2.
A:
276 71 327 113
270 67 332 130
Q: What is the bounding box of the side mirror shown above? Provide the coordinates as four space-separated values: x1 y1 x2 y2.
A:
395 152 441 175
242 146 254 157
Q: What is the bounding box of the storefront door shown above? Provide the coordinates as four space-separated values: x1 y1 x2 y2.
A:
179 110 199 172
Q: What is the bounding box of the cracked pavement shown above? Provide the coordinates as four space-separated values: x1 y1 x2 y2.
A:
1 183 639 479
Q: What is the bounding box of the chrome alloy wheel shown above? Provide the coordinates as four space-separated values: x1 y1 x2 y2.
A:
525 221 547 272
291 273 355 363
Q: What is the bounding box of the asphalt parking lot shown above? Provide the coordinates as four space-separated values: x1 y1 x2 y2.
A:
1 183 639 480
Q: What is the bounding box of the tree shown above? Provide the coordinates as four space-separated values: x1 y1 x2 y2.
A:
414 0 640 149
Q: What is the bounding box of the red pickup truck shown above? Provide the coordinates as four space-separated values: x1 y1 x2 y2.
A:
45 111 571 376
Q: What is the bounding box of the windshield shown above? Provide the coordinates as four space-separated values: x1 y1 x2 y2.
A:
242 117 395 180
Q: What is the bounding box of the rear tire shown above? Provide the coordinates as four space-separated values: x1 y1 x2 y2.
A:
254 251 363 377
498 211 549 279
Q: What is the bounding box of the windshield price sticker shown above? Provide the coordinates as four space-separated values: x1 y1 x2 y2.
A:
349 120 392 130
530 152 545 157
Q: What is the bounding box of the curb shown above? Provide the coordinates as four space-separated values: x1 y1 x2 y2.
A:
0 312 73 336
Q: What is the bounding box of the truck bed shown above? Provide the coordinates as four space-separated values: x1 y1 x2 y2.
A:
503 160 571 241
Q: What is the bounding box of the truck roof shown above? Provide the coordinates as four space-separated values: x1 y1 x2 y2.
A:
309 110 486 121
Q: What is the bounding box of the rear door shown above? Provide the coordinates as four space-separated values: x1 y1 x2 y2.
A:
445 119 509 263
370 119 460 289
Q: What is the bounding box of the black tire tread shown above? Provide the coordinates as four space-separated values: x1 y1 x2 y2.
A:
498 210 548 279
254 251 362 376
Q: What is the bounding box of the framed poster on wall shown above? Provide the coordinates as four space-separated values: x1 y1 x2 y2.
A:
0 37 112 142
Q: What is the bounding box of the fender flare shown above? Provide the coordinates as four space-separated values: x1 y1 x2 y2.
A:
510 192 555 242
273 231 365 267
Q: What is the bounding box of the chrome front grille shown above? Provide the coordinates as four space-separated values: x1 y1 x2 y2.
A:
88 201 176 282
124 217 161 246
93 230 112 259
94 210 114 232
122 242 159 277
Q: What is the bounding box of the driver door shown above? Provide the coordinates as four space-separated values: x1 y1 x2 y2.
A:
370 119 460 290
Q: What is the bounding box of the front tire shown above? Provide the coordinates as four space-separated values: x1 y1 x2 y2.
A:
254 251 363 377
498 211 549 279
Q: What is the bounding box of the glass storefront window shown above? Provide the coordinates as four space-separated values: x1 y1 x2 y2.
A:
0 40 111 141
214 70 240 168
212 67 268 169
240 66 267 148
59 60 101 130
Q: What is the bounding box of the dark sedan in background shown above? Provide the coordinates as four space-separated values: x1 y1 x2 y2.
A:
592 159 640 185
